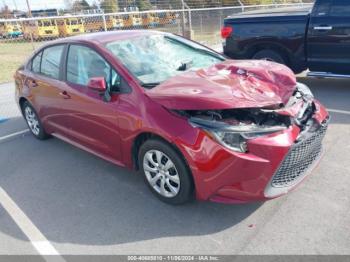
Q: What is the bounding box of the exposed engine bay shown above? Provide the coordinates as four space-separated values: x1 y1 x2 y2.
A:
173 83 317 153
176 83 316 131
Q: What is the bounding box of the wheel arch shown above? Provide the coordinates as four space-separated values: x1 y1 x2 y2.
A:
132 132 190 172
18 97 29 114
247 41 291 65
131 132 195 189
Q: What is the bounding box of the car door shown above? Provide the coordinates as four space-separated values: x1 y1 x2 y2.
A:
57 44 127 162
308 0 350 74
24 44 67 133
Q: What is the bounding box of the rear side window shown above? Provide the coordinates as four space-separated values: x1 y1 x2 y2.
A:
330 0 350 16
40 45 64 79
31 52 42 73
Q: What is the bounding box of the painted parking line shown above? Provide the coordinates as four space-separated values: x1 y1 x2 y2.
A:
0 129 29 143
327 108 350 116
0 187 66 261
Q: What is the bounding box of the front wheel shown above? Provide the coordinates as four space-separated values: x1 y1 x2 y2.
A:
138 139 194 205
22 101 49 140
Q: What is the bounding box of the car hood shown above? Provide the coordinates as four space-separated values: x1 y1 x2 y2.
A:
145 60 297 110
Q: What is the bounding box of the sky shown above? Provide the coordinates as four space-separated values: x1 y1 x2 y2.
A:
1 0 96 12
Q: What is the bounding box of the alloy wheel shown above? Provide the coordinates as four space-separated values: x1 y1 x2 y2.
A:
24 106 40 136
143 150 180 198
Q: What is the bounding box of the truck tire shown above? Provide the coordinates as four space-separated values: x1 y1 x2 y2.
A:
253 49 287 65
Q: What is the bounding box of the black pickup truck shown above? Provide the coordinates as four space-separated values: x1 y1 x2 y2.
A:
222 0 350 77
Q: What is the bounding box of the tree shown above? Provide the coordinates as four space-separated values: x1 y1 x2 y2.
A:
72 0 91 12
100 0 119 13
136 0 153 11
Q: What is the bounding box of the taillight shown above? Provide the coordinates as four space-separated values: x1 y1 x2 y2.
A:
221 26 232 39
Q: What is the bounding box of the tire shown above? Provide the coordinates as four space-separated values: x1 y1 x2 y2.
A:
252 49 287 65
22 101 50 140
138 139 194 205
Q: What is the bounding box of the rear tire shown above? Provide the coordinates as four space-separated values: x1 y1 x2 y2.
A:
138 139 194 205
22 101 50 140
253 49 286 65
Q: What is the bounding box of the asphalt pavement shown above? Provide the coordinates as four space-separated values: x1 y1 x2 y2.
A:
0 77 349 256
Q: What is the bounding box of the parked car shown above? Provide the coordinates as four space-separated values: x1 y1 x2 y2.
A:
222 0 350 77
14 31 329 205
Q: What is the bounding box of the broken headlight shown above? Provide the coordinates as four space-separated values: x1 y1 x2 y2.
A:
211 131 248 153
296 82 313 99
190 117 287 153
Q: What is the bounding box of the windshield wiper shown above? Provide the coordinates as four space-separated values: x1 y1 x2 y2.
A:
141 82 160 88
177 60 193 71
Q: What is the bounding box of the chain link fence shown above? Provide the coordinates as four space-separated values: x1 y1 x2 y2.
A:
0 1 313 119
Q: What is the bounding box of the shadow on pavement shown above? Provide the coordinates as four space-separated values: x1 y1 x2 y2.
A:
0 133 261 246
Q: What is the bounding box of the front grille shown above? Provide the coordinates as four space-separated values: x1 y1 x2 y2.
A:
271 120 328 188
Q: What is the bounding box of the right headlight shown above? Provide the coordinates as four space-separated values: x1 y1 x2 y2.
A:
210 131 248 153
296 82 313 99
190 117 287 153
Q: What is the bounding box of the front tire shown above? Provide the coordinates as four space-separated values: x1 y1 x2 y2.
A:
22 101 49 140
138 139 194 205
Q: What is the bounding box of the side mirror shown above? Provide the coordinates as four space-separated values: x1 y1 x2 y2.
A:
87 77 106 92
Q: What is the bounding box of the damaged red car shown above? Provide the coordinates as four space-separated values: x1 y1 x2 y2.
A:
15 31 329 205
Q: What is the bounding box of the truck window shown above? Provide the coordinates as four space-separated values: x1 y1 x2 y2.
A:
330 0 350 16
313 0 331 16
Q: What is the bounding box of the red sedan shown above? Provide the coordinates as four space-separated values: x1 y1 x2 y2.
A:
14 31 329 205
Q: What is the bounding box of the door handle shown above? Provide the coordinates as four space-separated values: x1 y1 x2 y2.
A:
30 80 38 87
59 91 71 99
26 79 38 88
314 26 333 30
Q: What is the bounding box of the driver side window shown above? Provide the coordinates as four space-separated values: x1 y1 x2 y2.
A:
66 45 121 92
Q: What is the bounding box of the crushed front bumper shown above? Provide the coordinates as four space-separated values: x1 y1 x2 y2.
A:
176 101 329 204
264 117 329 198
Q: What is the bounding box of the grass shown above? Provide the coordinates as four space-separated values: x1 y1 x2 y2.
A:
0 41 42 83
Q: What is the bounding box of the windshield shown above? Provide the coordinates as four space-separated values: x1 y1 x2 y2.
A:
106 34 225 86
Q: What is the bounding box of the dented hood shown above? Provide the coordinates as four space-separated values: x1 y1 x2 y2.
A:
146 60 297 110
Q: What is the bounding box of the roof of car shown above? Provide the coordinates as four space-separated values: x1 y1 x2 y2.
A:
52 30 164 45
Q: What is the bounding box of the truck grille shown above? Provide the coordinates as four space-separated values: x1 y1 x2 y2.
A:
271 120 328 188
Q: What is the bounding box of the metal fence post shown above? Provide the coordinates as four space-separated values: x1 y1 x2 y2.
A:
188 9 192 38
180 0 186 37
238 0 245 12
25 0 35 50
102 14 107 31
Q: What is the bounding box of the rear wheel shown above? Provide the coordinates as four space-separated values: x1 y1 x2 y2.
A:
138 139 193 205
22 101 49 140
252 49 286 65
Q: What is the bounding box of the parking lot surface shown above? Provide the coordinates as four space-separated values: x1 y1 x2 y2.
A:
0 77 349 256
